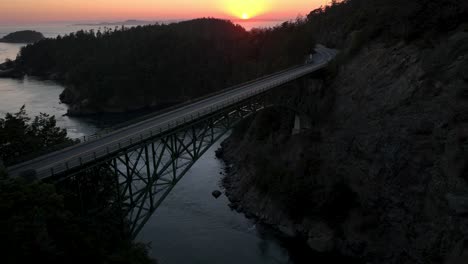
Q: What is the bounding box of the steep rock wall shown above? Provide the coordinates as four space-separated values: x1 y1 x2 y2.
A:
220 30 468 264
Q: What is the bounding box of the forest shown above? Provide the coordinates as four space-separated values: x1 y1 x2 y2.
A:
0 108 155 263
15 18 315 114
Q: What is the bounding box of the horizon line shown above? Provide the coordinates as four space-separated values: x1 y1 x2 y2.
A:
0 16 304 26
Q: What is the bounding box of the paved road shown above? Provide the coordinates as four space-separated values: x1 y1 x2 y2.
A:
8 46 337 179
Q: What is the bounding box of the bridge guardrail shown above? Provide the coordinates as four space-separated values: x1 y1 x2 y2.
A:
36 65 321 179
77 64 305 142
7 64 306 168
36 81 269 178
10 50 332 178
10 46 336 171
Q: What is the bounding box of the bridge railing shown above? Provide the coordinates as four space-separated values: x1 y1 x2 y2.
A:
7 64 309 169
36 66 320 179
36 87 266 178
10 47 337 173
77 64 305 143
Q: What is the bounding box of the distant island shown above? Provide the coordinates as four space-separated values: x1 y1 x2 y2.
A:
0 30 44 43
74 20 155 26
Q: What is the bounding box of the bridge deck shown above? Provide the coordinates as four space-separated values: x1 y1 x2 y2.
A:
8 46 337 179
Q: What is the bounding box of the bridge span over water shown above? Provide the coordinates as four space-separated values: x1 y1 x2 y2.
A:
8 45 337 236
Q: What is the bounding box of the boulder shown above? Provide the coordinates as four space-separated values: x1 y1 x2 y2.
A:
212 190 222 198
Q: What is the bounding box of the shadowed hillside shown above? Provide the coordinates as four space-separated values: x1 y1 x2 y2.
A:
219 0 468 263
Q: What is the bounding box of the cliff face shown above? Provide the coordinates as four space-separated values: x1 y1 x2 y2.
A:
220 29 468 264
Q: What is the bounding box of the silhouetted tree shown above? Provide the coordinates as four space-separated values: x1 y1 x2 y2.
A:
0 106 74 166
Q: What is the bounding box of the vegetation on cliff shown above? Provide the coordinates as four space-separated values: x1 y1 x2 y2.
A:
306 0 468 48
220 0 468 263
15 18 315 114
222 0 468 219
0 30 44 43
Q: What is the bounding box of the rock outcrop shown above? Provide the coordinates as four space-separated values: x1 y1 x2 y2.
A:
59 86 177 116
220 29 468 264
0 61 23 78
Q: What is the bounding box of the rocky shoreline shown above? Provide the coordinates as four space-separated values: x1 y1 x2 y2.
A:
217 148 291 230
216 141 337 253
216 146 365 263
0 61 23 78
0 68 171 116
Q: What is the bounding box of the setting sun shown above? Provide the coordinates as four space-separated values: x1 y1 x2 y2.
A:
222 0 269 20
0 1 332 23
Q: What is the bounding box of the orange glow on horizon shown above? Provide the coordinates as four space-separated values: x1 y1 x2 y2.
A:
0 1 331 24
222 0 269 20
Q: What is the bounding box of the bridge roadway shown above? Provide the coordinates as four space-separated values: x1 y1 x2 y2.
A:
8 46 337 179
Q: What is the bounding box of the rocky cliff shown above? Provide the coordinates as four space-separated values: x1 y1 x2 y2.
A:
219 27 468 264
59 86 175 116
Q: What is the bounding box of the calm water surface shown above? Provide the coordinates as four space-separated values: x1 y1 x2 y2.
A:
138 137 293 263
0 21 314 263
0 77 100 138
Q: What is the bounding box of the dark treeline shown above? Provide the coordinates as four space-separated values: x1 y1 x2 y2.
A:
0 172 155 264
15 18 315 114
0 106 75 166
0 109 155 263
306 0 468 53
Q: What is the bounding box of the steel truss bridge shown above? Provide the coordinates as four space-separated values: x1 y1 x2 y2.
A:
8 46 337 237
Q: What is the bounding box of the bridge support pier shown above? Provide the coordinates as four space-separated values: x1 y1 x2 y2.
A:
292 114 312 135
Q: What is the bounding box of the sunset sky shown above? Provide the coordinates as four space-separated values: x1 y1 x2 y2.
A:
0 0 331 23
